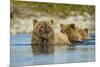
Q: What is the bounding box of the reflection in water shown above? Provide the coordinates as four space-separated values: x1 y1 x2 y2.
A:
31 44 55 65
31 44 76 55
31 44 78 64
31 44 54 55
10 44 95 66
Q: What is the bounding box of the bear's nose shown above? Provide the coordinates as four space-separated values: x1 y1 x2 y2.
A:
76 40 83 43
44 27 48 34
76 37 83 43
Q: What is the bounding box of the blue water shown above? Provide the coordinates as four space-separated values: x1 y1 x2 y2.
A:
10 33 95 67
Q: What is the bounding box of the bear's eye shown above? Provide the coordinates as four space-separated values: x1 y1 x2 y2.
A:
66 31 69 34
48 26 50 29
61 30 63 33
41 26 43 28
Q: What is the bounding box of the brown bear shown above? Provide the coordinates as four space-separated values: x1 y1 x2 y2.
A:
78 28 90 40
31 18 70 45
60 23 82 43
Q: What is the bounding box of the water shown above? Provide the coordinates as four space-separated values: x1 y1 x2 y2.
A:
10 33 95 67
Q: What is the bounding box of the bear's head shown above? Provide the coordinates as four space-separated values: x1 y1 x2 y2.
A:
33 18 54 39
78 28 90 40
60 24 82 42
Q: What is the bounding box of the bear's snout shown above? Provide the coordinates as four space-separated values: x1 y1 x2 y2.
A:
43 27 49 34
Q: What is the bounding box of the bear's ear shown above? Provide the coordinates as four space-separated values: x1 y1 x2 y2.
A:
50 19 55 25
84 28 88 33
69 24 75 29
33 19 38 26
60 24 64 27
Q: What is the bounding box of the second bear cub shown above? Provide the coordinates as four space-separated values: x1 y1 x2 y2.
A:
60 24 83 43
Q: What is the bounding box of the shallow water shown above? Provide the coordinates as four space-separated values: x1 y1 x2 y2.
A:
10 34 95 67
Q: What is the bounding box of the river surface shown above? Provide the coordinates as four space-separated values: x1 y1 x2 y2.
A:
10 33 95 67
